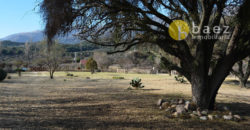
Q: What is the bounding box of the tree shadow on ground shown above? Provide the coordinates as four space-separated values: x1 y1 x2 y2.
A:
224 80 250 87
218 102 250 116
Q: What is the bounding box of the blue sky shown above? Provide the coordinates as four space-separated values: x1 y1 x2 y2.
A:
0 0 43 38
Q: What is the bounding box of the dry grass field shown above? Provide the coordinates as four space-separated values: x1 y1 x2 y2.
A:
0 72 250 129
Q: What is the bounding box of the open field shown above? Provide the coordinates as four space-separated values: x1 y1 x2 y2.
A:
0 72 250 129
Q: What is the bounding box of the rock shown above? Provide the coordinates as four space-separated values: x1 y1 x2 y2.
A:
171 99 178 104
223 115 233 120
184 102 190 110
165 108 171 112
161 102 170 109
197 111 202 116
233 115 241 120
166 107 175 113
172 112 179 117
171 105 176 108
86 77 90 79
185 101 190 104
190 113 197 118
157 99 165 106
201 110 208 115
176 105 186 114
200 116 208 120
193 111 198 115
178 99 185 104
208 115 214 120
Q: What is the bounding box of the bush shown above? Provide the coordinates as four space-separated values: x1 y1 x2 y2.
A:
174 75 187 83
112 76 125 79
130 78 144 89
67 73 74 76
0 69 7 82
85 58 98 74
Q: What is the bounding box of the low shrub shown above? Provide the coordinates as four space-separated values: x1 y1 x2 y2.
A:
174 75 187 83
0 69 7 82
112 76 125 79
130 78 144 89
66 73 74 76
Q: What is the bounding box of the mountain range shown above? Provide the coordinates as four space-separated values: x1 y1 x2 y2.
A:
0 30 81 44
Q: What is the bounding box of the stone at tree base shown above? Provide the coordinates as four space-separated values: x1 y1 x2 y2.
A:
208 115 214 120
171 99 178 104
184 103 190 110
223 115 233 120
200 116 208 120
176 105 186 114
165 108 171 112
190 113 197 118
157 99 165 106
197 111 202 116
233 115 241 120
171 105 176 108
201 110 208 116
172 112 180 117
193 111 198 115
161 102 170 109
166 107 175 113
184 102 197 111
185 101 190 105
178 99 185 104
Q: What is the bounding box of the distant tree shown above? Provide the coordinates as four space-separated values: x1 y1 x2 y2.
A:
85 58 98 74
24 42 32 67
93 52 113 70
14 60 23 77
0 69 7 82
1 49 8 55
40 40 64 79
231 57 250 87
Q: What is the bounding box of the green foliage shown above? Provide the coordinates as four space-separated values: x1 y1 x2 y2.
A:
66 73 74 76
130 78 144 89
174 75 187 83
0 69 7 82
85 58 98 74
112 76 125 79
76 57 81 63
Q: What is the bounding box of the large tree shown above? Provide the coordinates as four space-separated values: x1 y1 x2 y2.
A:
40 0 250 109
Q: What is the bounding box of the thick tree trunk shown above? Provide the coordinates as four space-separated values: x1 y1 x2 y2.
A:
50 70 54 79
191 76 211 109
191 81 220 110
191 73 223 110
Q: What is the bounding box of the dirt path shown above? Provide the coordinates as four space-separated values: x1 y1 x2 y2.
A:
0 75 250 129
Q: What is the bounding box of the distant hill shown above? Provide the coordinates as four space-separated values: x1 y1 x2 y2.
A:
0 30 81 44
